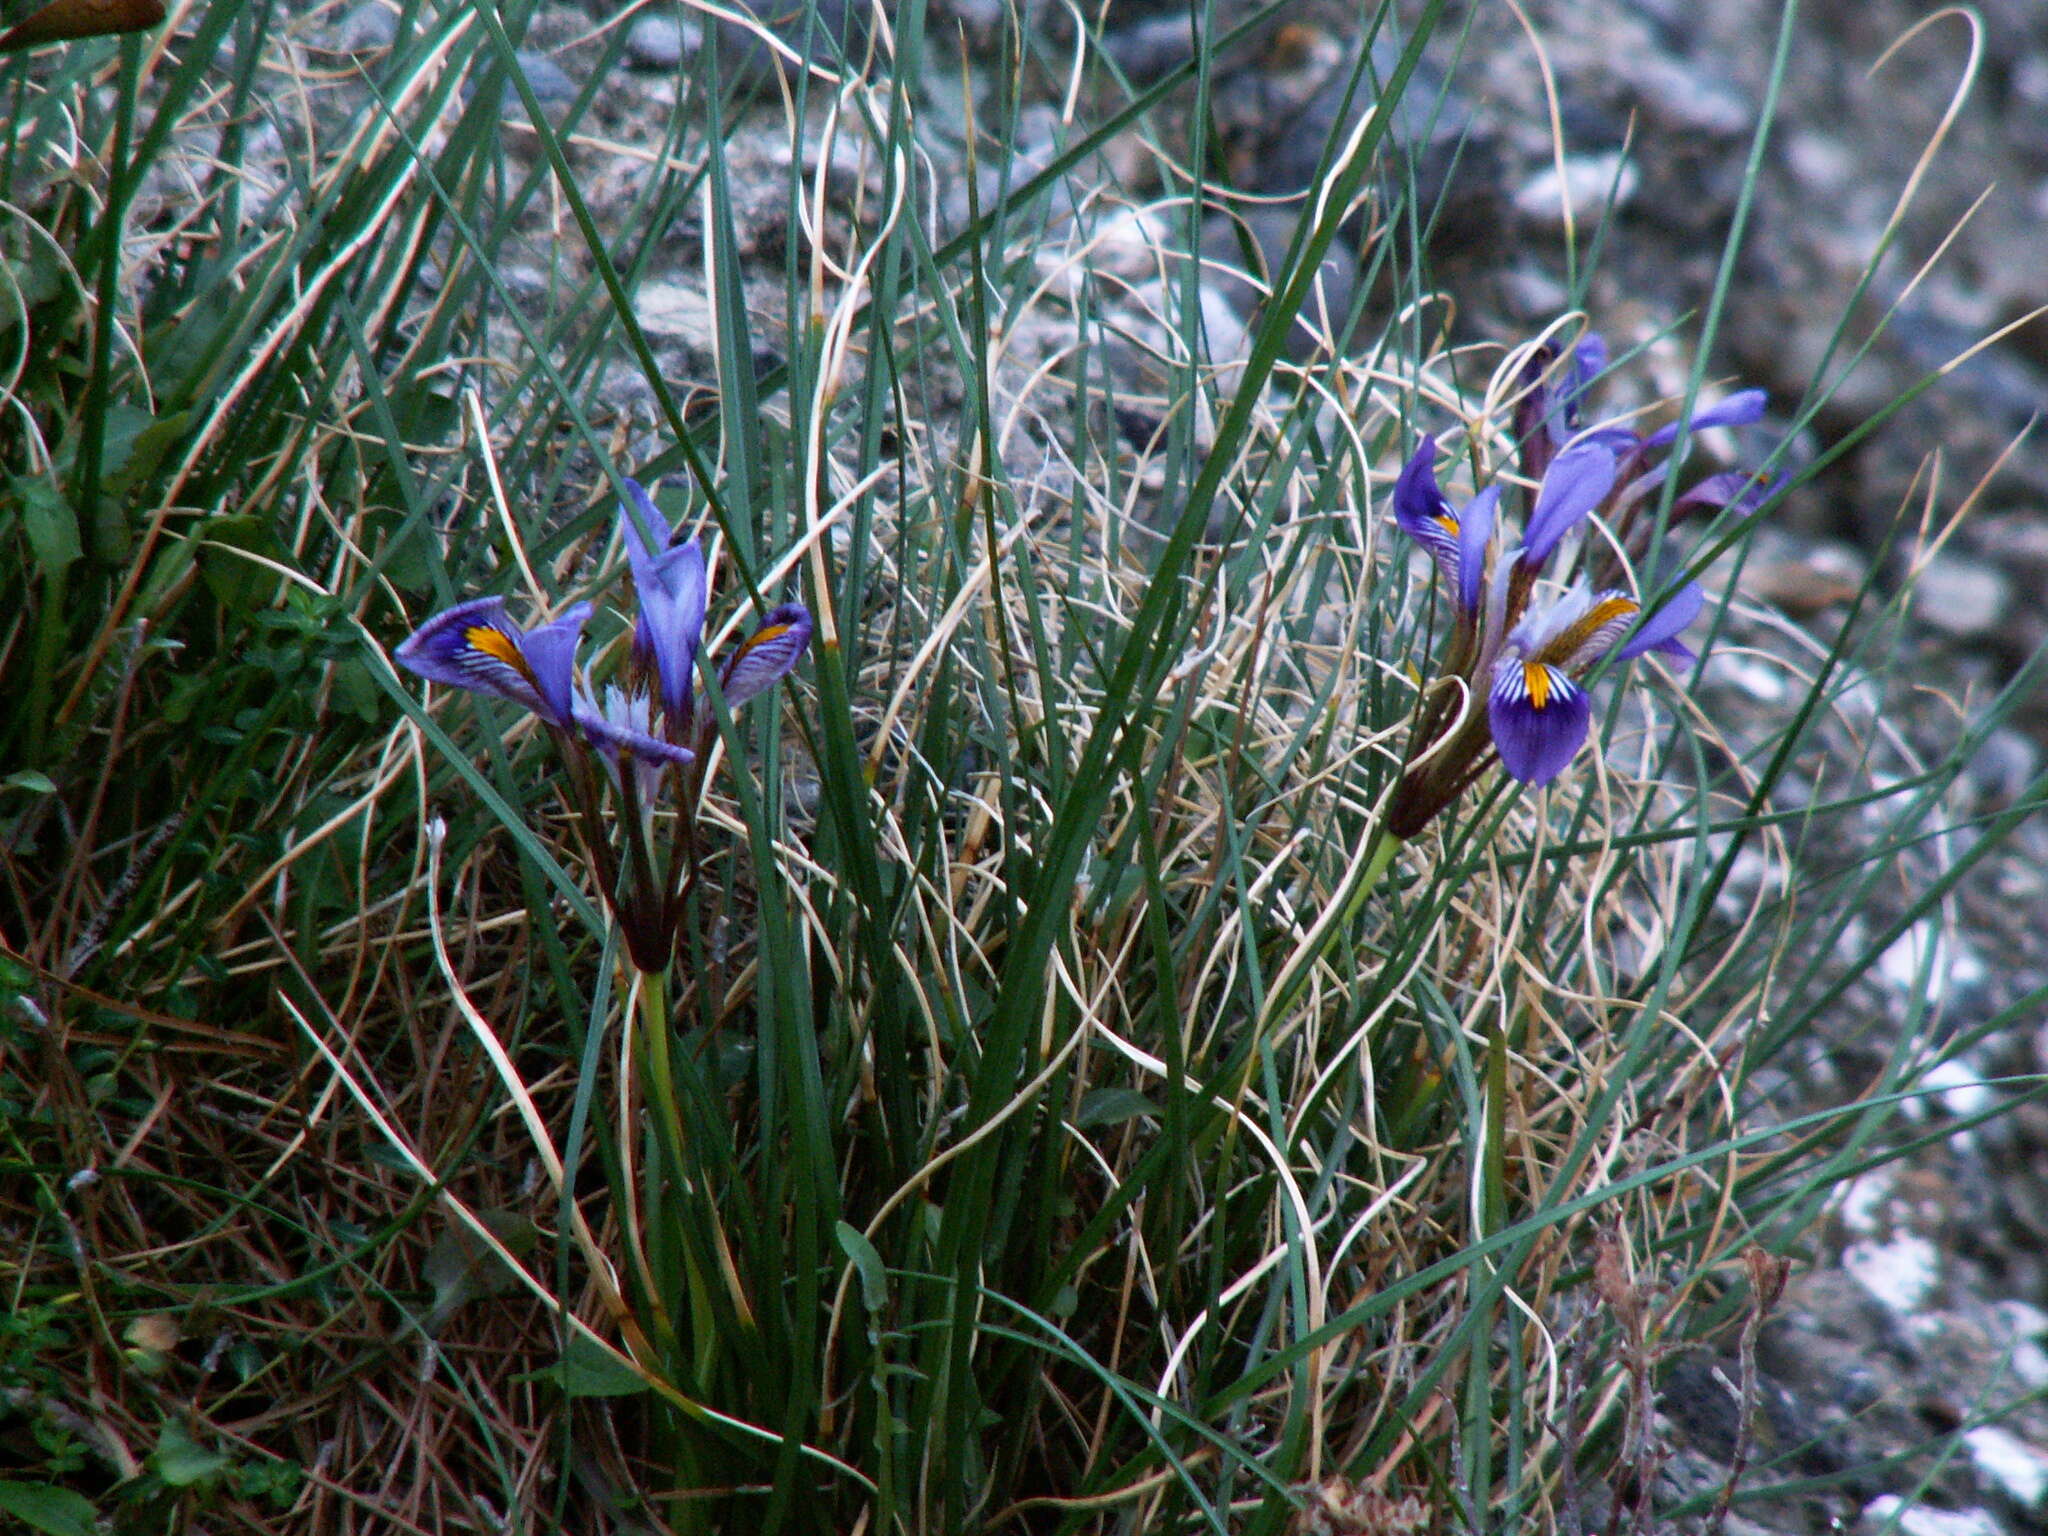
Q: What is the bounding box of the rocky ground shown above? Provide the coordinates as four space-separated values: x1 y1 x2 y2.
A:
307 2 2048 1530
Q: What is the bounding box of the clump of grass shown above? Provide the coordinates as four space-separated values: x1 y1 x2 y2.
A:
3 3 2044 1534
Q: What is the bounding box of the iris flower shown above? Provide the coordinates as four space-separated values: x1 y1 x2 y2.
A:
395 595 691 769
1382 332 1766 836
393 478 815 972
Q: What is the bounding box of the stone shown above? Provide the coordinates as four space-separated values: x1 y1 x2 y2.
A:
1512 151 1640 227
1855 1496 2003 1536
624 14 688 70
339 1 398 54
1910 551 2011 640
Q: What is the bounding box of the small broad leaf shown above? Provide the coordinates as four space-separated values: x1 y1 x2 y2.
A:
421 1210 538 1331
1074 1087 1160 1129
150 1419 227 1487
14 478 79 577
835 1221 888 1315
541 1333 649 1398
0 1482 97 1536
0 0 165 54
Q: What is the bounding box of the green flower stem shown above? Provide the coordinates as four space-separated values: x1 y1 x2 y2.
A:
1259 825 1403 1036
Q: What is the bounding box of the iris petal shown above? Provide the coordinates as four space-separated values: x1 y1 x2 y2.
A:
1392 436 1464 588
1488 658 1589 783
720 603 814 709
620 480 707 725
1646 389 1767 448
1615 581 1705 662
395 595 588 727
1456 486 1498 617
1520 441 1618 567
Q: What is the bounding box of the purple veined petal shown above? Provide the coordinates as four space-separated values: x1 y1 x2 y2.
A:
1645 388 1768 449
1615 580 1705 662
1520 440 1618 568
1488 654 1590 783
1544 589 1644 672
719 603 814 709
1456 485 1499 617
1392 435 1463 586
396 595 578 725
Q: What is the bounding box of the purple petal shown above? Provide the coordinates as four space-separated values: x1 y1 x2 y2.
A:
1646 388 1768 448
719 603 813 709
1520 441 1617 568
1392 436 1463 586
396 595 569 723
620 480 707 724
1456 485 1499 617
1674 468 1786 519
575 694 695 768
1615 581 1705 662
519 602 591 726
619 477 674 569
1488 657 1590 784
1552 332 1608 440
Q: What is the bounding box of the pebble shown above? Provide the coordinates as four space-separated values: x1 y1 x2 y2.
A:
1855 1496 2004 1536
1512 151 1639 227
339 1 398 54
1911 551 2012 640
633 281 713 348
1964 1425 2048 1509
625 14 689 71
478 52 579 120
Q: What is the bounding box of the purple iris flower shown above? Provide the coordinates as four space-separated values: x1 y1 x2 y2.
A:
1393 437 1498 620
1487 581 1703 784
1386 359 1731 834
395 595 692 772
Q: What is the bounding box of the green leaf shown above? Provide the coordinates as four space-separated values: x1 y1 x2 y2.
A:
539 1333 648 1398
103 407 194 499
13 478 80 577
150 1419 227 1487
0 1482 97 1536
836 1221 888 1315
1074 1088 1160 1129
195 512 288 614
421 1210 538 1331
4 770 57 794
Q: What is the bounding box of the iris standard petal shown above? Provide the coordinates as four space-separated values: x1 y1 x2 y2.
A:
1456 485 1499 617
1553 332 1608 439
719 603 814 709
1520 440 1618 567
1489 657 1590 784
620 480 708 723
396 595 581 725
1645 388 1768 448
620 478 674 571
519 602 591 726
